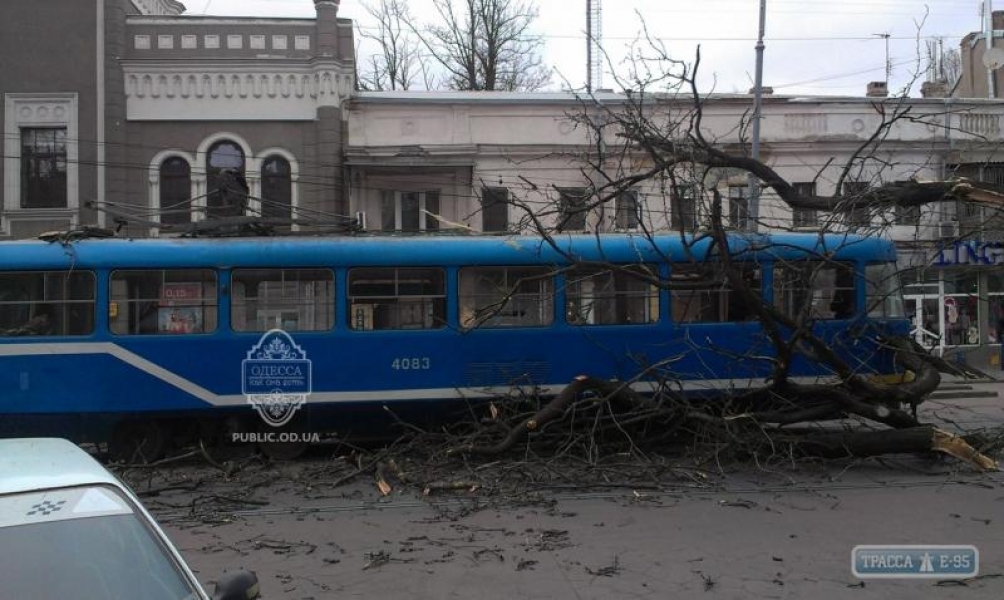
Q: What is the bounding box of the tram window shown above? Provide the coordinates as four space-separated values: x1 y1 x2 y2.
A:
348 267 446 330
565 265 659 325
232 269 334 332
459 266 554 329
726 265 763 321
774 261 856 320
865 262 905 318
0 271 95 336
670 265 761 323
109 270 217 335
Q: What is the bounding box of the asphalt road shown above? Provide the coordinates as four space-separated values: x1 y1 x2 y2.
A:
150 379 1004 600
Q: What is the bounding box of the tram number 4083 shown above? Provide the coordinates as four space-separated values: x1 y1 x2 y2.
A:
391 357 431 370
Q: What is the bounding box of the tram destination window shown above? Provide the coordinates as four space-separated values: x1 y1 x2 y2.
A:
110 270 217 335
865 262 905 318
774 261 856 320
0 271 95 336
670 265 761 323
232 269 334 332
459 266 554 328
348 267 446 330
565 265 659 325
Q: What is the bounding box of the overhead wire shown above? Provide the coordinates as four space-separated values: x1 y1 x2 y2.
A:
2 144 963 232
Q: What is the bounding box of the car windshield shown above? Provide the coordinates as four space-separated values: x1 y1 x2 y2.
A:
0 485 199 600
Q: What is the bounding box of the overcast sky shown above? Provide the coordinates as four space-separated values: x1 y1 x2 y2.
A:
188 0 982 96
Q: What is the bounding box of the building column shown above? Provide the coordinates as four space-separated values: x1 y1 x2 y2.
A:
103 0 128 226
315 106 345 218
314 0 340 58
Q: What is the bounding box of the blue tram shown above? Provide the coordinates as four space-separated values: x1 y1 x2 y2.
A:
0 232 910 456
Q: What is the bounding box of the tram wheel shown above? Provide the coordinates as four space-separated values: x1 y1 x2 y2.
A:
108 420 167 464
198 416 256 462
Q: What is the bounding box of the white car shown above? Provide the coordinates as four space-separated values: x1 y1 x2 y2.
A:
0 438 258 600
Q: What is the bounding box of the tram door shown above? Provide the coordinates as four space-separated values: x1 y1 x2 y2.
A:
905 295 944 354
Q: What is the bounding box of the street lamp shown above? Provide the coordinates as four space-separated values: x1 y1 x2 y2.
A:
747 0 766 231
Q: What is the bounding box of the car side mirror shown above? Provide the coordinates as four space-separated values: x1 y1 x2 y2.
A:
213 570 260 600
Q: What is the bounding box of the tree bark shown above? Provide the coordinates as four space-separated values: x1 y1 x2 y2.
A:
787 426 997 471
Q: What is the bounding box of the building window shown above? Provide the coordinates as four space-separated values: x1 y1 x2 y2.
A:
727 186 748 229
951 163 993 222
159 157 191 226
348 267 446 330
894 203 921 226
954 163 1004 186
565 265 658 325
670 185 698 231
232 269 334 332
556 187 588 232
791 182 818 228
841 181 870 228
615 190 641 230
459 266 554 328
380 191 440 231
206 141 246 219
261 156 292 221
20 128 67 209
957 199 983 221
481 187 509 232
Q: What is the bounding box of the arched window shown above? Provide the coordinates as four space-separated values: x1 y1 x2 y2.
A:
159 157 191 226
206 140 245 219
261 156 292 221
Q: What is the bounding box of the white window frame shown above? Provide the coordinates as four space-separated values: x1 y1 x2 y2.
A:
148 149 197 236
3 93 80 234
614 190 643 231
381 190 439 231
726 185 749 229
148 141 300 235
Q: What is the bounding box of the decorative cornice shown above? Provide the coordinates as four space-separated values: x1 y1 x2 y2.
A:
123 65 355 120
126 16 315 26
125 70 351 101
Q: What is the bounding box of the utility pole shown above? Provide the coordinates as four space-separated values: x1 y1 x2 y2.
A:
987 0 997 98
586 0 602 92
873 33 891 82
747 0 766 231
587 0 593 92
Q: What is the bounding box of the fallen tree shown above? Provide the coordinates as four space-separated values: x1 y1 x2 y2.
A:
457 38 1004 471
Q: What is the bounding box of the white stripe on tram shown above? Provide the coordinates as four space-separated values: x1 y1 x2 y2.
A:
0 342 838 407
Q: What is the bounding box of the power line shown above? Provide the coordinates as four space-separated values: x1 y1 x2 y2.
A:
351 23 971 43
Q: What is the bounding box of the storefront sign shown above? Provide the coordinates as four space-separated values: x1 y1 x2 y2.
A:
933 241 1004 267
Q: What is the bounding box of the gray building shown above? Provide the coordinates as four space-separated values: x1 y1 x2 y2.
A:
1 0 354 238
